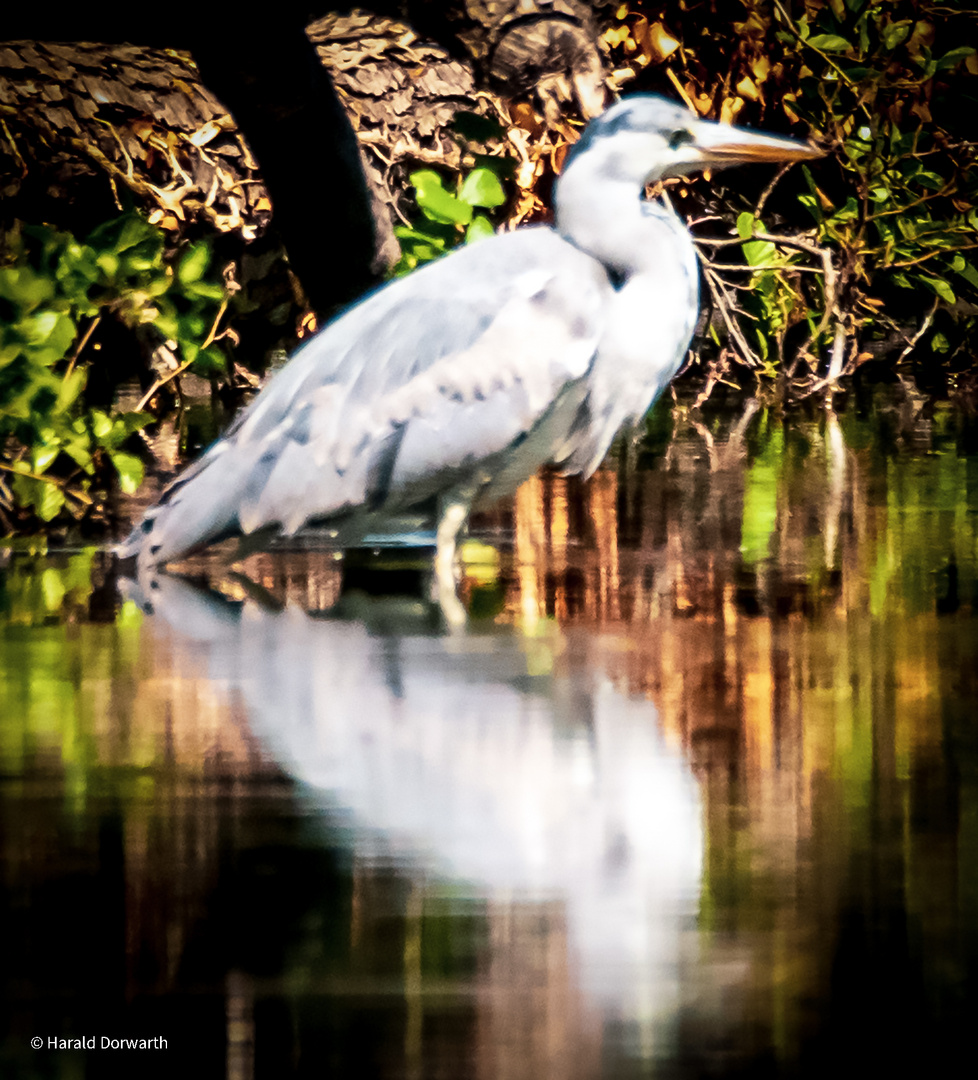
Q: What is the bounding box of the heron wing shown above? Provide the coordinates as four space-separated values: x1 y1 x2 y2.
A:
132 229 610 562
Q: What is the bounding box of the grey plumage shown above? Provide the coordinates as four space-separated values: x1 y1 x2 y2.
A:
119 95 818 574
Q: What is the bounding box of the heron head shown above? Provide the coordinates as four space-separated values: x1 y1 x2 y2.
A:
564 95 822 187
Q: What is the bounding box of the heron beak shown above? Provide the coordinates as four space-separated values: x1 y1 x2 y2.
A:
692 118 823 167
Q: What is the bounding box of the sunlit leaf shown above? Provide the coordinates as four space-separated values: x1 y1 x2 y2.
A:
807 34 852 53
465 215 496 245
108 450 144 495
922 277 956 303
459 168 506 209
55 368 87 415
410 170 473 226
10 474 65 521
177 242 211 286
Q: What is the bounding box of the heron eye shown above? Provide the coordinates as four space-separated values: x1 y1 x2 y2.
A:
668 129 695 150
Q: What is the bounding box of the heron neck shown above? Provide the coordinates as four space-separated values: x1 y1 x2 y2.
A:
554 158 686 279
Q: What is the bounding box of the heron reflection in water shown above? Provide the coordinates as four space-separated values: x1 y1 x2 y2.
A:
119 96 819 612
125 571 704 1025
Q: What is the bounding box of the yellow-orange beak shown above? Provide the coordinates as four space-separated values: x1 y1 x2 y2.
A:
691 118 824 168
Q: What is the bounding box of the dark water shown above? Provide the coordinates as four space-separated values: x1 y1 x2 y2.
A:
2 390 977 1079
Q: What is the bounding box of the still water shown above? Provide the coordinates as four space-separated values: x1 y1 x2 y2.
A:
2 389 977 1079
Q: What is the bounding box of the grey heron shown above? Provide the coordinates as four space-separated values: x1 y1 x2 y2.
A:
118 95 818 604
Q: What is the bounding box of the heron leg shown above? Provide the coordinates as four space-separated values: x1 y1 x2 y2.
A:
433 492 472 628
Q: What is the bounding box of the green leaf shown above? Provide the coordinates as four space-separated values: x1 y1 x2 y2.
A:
23 310 62 347
41 567 66 610
936 46 975 71
465 215 496 244
90 409 113 441
880 22 911 51
33 442 60 473
736 211 756 240
115 213 156 253
108 450 144 495
743 239 778 267
410 169 472 225
807 34 852 52
459 167 506 209
0 265 55 309
190 346 226 378
63 442 94 473
116 411 153 438
922 276 956 303
183 279 226 302
179 340 200 366
954 261 978 289
95 251 120 279
55 367 87 414
10 474 66 521
177 242 211 286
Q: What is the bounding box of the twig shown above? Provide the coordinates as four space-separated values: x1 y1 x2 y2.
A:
701 265 763 367
896 297 939 363
700 261 824 273
755 163 793 219
0 462 94 504
134 297 229 412
64 314 101 379
886 242 978 269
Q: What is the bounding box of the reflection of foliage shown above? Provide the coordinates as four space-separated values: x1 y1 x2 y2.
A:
740 413 783 566
598 0 978 397
0 546 99 625
0 549 143 797
0 211 231 527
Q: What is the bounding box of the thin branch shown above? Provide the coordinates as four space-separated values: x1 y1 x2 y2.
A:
755 163 793 219
64 314 101 379
886 242 978 269
0 462 94 505
896 296 939 363
135 297 229 412
701 265 763 368
700 261 824 273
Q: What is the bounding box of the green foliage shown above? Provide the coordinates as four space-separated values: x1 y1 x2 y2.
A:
0 211 230 527
784 0 978 363
610 0 978 393
393 151 511 275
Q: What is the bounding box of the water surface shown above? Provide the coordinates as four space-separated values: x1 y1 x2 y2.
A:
2 389 976 1078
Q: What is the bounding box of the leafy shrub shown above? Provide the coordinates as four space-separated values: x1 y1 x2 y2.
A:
393 111 513 274
602 0 978 396
0 211 229 526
